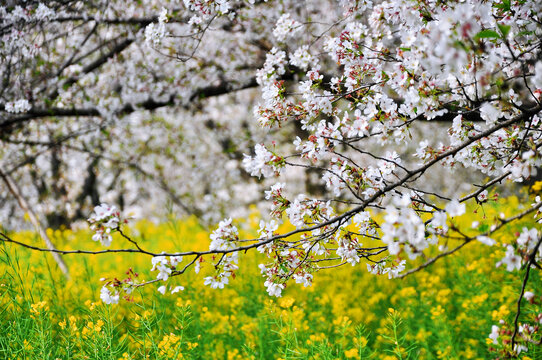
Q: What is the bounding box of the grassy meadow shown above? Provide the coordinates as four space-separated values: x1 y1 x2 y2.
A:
0 195 541 359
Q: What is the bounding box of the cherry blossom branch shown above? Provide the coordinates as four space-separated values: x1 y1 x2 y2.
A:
1 76 263 130
3 106 540 289
117 228 148 253
459 171 511 203
397 201 542 279
0 231 157 256
317 262 348 270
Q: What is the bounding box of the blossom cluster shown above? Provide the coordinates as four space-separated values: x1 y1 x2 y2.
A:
497 227 540 272
151 255 183 282
88 204 123 247
4 99 31 113
366 259 407 280
204 218 240 289
264 183 290 218
183 0 231 16
258 244 314 297
381 195 427 260
99 268 140 304
242 144 285 178
285 195 334 229
144 8 169 46
273 13 302 42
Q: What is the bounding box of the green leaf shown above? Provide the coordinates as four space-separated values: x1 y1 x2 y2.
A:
474 29 500 40
494 0 511 11
497 24 511 38
478 223 489 233
517 30 535 37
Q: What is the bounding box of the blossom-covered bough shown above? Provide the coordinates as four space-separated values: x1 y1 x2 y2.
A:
2 0 542 356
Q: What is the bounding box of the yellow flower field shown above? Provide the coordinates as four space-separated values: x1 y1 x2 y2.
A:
0 195 541 359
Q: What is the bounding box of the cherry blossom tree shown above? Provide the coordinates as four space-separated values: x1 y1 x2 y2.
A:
2 0 542 356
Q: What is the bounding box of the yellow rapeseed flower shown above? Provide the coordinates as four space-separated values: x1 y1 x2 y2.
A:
381 355 397 360
158 333 181 357
82 326 90 337
460 347 476 359
94 319 104 332
118 352 132 360
30 300 49 315
431 305 445 320
309 333 325 343
85 299 97 311
436 346 452 359
492 305 510 321
531 181 542 193
471 293 489 304
344 348 359 358
415 328 432 342
23 339 33 351
279 296 295 308
355 335 368 347
69 316 78 332
437 289 452 304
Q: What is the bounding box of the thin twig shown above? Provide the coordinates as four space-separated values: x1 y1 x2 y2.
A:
510 235 542 351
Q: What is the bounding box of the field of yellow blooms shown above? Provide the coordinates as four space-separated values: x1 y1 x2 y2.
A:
0 195 541 359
